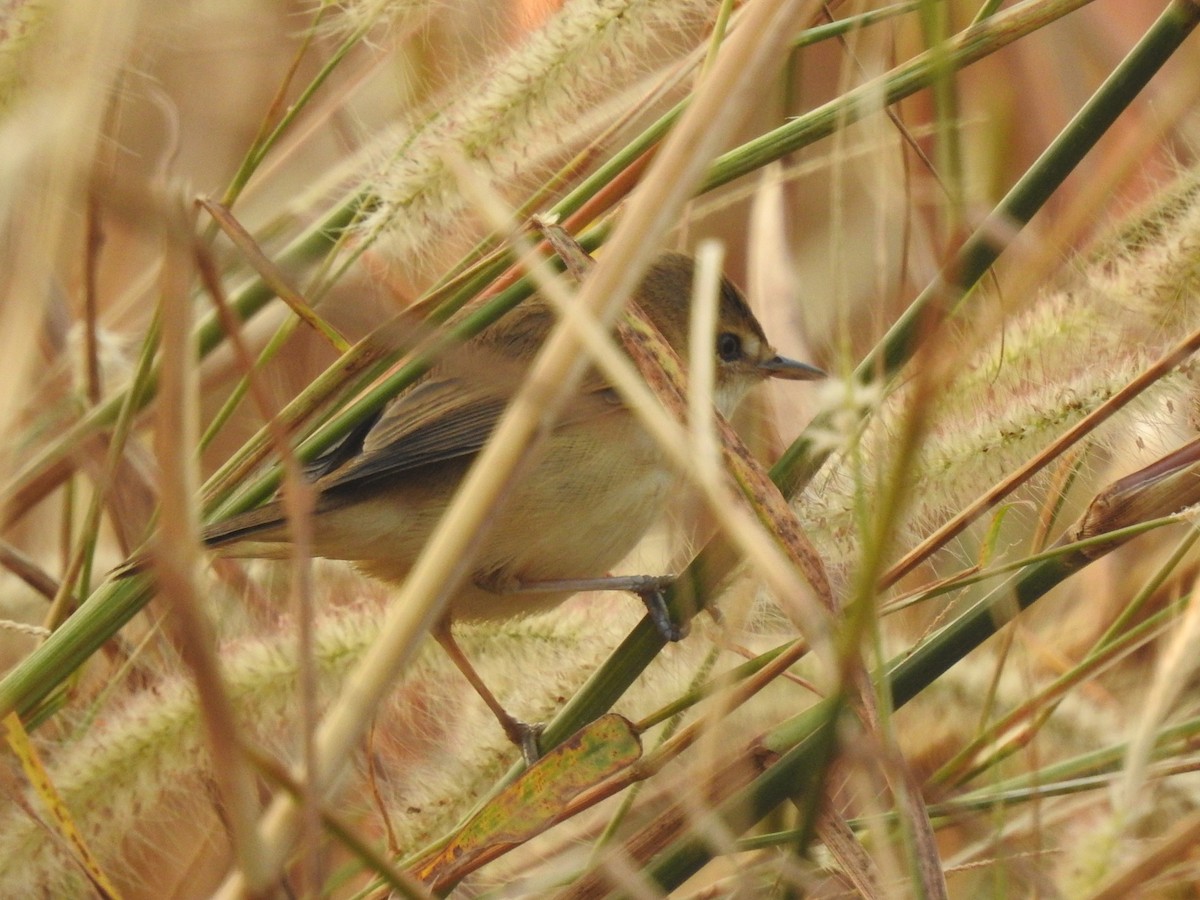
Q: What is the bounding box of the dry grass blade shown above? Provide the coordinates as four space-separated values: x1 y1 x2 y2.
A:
193 221 327 893
539 220 926 897
214 1 830 891
415 634 822 890
199 197 351 354
151 194 268 888
554 742 779 900
1065 435 1200 553
7 0 1200 895
1 711 122 898
1087 809 1200 900
0 540 61 603
882 314 1200 591
541 220 834 614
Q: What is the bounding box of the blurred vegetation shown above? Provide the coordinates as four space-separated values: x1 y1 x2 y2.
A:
1 0 1200 896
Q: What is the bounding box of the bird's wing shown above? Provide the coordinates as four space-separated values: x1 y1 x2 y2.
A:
315 375 510 493
316 359 619 496
200 375 510 547
302 405 385 481
201 315 622 548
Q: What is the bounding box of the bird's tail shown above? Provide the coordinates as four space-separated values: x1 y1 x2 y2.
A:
113 500 291 579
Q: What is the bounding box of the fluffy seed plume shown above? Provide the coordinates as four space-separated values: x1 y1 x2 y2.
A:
798 165 1200 584
356 0 712 273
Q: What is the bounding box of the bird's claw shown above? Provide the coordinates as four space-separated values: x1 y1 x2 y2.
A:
511 719 545 766
638 587 688 642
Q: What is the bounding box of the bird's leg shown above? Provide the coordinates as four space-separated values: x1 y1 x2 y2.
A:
484 574 687 642
432 620 542 764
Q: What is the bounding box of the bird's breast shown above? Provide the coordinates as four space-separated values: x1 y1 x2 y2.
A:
323 411 677 620
446 411 672 608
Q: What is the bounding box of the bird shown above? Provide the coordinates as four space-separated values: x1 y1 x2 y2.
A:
167 251 823 759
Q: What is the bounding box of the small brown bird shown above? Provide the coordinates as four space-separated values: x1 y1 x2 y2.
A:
193 251 823 757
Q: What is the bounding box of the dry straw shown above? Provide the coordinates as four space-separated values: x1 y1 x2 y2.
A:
3 0 1200 896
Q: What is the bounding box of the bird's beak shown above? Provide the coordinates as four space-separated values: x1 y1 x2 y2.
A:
758 355 826 381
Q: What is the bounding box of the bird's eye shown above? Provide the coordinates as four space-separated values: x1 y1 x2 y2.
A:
717 332 742 361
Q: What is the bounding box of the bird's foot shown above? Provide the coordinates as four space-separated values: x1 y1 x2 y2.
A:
506 718 546 766
634 582 688 643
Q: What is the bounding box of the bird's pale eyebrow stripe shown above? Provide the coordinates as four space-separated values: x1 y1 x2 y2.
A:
720 277 768 343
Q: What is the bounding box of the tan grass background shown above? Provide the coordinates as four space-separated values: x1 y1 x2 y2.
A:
2 0 1200 896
